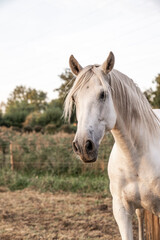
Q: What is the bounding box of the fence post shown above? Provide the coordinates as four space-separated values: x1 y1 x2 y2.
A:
145 210 160 240
10 141 14 171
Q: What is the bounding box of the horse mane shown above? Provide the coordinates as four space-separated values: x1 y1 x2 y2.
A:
64 66 160 137
110 69 160 137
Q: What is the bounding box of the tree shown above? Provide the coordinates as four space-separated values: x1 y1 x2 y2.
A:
144 74 160 108
22 99 64 129
3 86 48 127
0 110 3 126
38 100 64 127
55 68 75 105
44 100 63 126
0 102 5 126
55 68 76 123
26 88 47 111
6 85 47 113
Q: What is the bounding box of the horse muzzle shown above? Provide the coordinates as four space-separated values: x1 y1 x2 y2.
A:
72 139 98 163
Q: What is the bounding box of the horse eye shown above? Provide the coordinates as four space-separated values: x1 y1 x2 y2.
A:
99 91 106 101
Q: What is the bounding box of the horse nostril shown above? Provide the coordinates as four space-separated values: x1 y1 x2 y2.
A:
85 140 93 153
72 141 79 153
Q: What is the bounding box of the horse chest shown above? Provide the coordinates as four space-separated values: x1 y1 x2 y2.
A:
139 178 160 216
109 153 160 215
122 177 160 216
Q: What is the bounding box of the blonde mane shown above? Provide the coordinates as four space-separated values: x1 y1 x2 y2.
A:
110 70 160 137
64 67 160 137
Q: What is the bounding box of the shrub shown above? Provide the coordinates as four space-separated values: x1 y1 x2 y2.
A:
60 124 76 133
23 111 41 128
45 124 57 134
34 125 43 133
11 126 22 133
23 125 33 133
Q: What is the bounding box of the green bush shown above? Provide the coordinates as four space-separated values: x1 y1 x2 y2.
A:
60 124 77 133
34 125 43 133
23 125 33 133
45 123 57 134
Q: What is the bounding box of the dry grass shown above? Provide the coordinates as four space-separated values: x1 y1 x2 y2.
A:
0 188 138 240
0 128 114 176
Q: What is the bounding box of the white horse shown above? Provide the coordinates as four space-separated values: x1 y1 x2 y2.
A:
64 52 160 240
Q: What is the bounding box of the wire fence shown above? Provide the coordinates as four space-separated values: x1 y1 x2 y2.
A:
0 127 114 175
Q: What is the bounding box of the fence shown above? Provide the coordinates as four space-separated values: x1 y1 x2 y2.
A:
145 211 160 240
0 129 114 175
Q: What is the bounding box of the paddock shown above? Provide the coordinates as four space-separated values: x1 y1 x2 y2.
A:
0 188 139 240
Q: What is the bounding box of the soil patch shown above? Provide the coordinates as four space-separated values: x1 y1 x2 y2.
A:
0 189 138 239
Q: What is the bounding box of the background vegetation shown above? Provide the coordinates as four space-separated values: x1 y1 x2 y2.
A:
0 70 159 194
0 68 76 130
0 128 114 194
0 70 160 130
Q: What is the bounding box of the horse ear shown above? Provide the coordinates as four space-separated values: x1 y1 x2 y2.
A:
69 55 83 76
101 52 115 74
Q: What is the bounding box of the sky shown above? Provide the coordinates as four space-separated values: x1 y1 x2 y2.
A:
0 0 160 104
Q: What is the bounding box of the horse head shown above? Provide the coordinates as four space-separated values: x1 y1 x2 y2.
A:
65 52 117 163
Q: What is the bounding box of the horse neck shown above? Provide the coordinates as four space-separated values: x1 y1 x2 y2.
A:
111 115 146 161
111 113 160 175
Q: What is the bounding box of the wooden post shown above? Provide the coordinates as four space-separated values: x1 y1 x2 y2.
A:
2 148 6 167
153 214 160 240
10 141 14 171
145 210 160 240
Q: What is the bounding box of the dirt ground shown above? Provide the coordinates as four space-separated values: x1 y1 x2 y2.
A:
0 188 138 240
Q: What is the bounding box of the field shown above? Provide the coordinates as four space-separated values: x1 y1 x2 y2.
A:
0 129 139 239
0 129 114 193
0 188 138 240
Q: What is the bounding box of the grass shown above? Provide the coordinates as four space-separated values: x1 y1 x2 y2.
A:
0 169 110 194
0 128 114 194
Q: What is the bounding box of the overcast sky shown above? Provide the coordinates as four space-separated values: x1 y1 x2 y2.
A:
0 0 160 103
